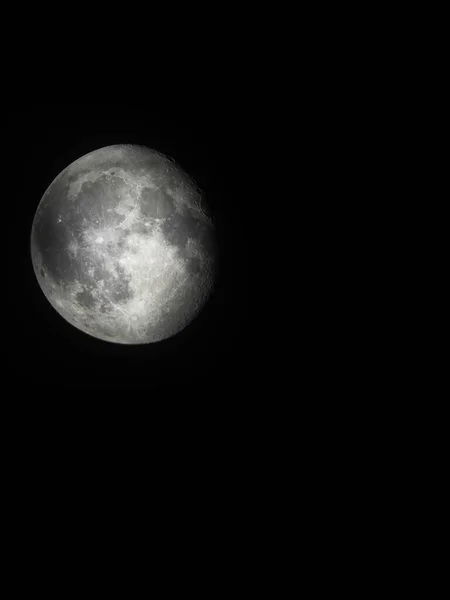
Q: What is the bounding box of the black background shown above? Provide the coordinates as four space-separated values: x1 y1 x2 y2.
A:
5 102 258 392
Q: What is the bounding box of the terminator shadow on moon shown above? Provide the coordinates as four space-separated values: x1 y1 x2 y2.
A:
30 144 217 344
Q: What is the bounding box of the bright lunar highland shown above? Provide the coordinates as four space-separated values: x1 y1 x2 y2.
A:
30 145 217 344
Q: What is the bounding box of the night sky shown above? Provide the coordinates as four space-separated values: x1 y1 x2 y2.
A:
6 103 256 392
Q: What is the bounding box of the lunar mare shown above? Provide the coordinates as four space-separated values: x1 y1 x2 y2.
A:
31 144 216 344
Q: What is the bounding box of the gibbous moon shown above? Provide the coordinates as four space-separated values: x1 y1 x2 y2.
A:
30 144 217 344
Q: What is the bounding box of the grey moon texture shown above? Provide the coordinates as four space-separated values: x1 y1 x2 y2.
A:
30 144 217 344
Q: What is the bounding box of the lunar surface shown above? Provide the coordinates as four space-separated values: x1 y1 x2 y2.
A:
30 144 217 344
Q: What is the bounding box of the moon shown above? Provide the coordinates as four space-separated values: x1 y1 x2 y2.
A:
30 144 217 344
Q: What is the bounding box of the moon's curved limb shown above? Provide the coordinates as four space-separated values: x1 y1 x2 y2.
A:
31 145 216 344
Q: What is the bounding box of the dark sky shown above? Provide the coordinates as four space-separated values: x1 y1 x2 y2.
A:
5 102 257 392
